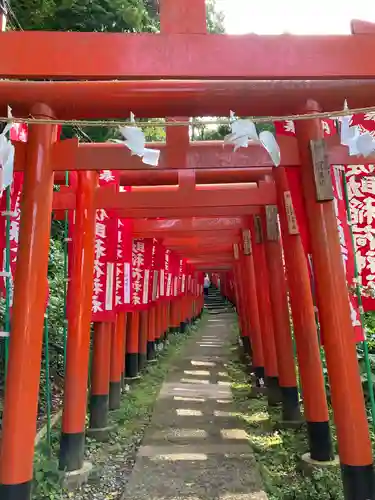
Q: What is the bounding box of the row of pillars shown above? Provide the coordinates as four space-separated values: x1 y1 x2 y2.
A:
228 109 374 500
0 104 204 500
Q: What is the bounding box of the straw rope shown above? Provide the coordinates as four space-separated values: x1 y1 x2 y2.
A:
0 104 374 129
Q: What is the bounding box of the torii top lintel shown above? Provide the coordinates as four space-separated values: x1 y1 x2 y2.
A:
1 31 375 82
1 0 375 119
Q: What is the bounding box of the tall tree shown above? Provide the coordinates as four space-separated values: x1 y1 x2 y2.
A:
206 0 225 34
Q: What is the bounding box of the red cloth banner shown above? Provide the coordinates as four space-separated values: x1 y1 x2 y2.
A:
164 248 173 299
115 185 133 312
0 172 23 305
91 170 119 322
350 113 375 134
274 120 295 137
131 238 153 310
115 217 133 312
331 165 364 341
345 164 375 312
9 124 62 143
170 251 180 298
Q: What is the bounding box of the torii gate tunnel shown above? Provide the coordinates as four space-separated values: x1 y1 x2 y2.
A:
0 1 374 499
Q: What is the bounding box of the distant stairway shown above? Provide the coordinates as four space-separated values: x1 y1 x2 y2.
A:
204 287 234 315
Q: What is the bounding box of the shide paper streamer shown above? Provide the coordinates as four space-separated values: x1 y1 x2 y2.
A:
114 112 161 167
0 107 15 195
340 102 375 158
224 111 281 167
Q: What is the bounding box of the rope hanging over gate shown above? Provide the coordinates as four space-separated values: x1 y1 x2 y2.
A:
0 104 374 129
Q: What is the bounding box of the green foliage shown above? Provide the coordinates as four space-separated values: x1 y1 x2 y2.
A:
206 0 225 34
12 0 158 33
32 322 200 498
33 444 62 500
228 359 344 500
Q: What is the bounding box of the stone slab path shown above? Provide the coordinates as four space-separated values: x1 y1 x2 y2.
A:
121 312 268 500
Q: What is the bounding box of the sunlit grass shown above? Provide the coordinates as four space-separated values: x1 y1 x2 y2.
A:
227 321 344 500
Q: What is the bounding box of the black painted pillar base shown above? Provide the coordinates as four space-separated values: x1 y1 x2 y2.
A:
242 336 251 357
59 431 85 471
89 394 109 430
266 376 283 407
125 352 139 378
147 340 156 361
155 337 164 352
341 463 375 500
109 381 122 410
280 386 302 423
254 366 265 387
180 321 187 333
307 421 334 462
0 481 32 500
138 352 147 371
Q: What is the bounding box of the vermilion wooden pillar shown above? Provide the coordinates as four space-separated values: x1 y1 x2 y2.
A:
296 104 374 499
88 322 112 439
273 165 333 461
262 207 301 422
121 313 128 385
237 251 253 359
170 299 180 334
180 297 188 333
59 169 97 471
233 255 248 351
156 302 164 344
147 306 156 361
125 311 140 378
160 0 206 34
250 216 281 406
109 313 126 410
0 105 56 498
138 310 148 370
153 303 161 350
163 302 169 339
240 232 265 386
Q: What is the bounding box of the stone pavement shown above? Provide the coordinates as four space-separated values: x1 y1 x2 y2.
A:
121 312 268 500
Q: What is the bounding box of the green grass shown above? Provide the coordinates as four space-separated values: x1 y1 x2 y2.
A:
227 359 344 500
32 319 202 499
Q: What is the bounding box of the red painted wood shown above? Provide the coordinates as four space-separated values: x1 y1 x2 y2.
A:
1 32 375 80
160 0 206 34
4 79 375 119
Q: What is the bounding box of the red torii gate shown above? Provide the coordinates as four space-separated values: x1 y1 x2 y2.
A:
0 1 373 499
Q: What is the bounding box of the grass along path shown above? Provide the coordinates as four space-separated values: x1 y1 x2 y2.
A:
32 320 202 500
227 359 345 500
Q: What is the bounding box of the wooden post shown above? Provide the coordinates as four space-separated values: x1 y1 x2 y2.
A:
250 215 281 406
263 206 301 423
109 313 126 410
147 306 156 361
125 311 140 378
0 105 56 498
273 165 333 461
88 322 112 440
240 229 265 386
138 310 149 370
296 103 374 498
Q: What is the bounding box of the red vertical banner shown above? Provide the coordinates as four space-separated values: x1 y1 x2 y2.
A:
0 172 23 305
344 164 375 312
131 238 153 310
170 251 180 299
115 217 133 312
151 239 163 304
179 258 187 297
157 242 166 300
331 165 364 341
164 248 172 299
91 170 118 322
